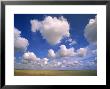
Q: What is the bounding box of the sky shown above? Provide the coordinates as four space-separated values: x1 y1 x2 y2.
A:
14 14 97 70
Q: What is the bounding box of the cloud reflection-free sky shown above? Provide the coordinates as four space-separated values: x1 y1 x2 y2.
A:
14 14 97 70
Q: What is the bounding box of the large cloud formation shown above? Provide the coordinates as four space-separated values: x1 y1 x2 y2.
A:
84 16 97 44
15 46 95 70
30 16 70 45
48 45 87 58
14 28 29 52
22 52 50 66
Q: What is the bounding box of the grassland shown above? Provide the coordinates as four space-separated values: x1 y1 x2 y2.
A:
14 70 97 76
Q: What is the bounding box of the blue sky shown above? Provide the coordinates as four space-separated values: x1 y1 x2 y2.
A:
14 14 95 57
14 14 97 70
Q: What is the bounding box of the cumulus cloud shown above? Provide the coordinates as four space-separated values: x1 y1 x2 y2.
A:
30 20 41 32
58 45 87 57
43 58 49 61
15 48 96 70
84 16 97 44
14 37 29 51
30 16 70 45
48 49 56 58
47 45 87 58
23 51 40 61
14 28 29 52
42 58 49 65
77 48 87 57
57 45 76 57
22 52 50 66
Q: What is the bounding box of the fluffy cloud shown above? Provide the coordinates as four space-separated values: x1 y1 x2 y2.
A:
30 16 70 45
58 45 87 57
14 37 29 51
57 45 76 57
15 47 96 70
77 48 87 57
22 52 50 65
14 28 29 52
23 51 40 61
30 20 41 32
84 16 97 44
48 49 56 58
48 45 87 58
42 58 49 64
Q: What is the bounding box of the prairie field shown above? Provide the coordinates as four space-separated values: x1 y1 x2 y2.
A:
14 70 97 76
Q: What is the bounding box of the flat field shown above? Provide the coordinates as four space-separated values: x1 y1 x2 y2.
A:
14 70 97 76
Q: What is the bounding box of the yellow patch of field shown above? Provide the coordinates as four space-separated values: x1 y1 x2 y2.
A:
14 70 97 76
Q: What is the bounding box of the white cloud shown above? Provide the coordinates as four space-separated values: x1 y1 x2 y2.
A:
47 45 87 58
77 48 87 57
22 52 49 65
14 37 29 51
84 16 97 44
14 28 29 51
23 51 40 61
30 16 70 45
30 20 41 32
42 58 49 64
58 45 76 57
48 49 56 58
15 48 96 70
43 58 49 61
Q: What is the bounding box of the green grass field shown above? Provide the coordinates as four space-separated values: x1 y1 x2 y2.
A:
14 70 97 76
